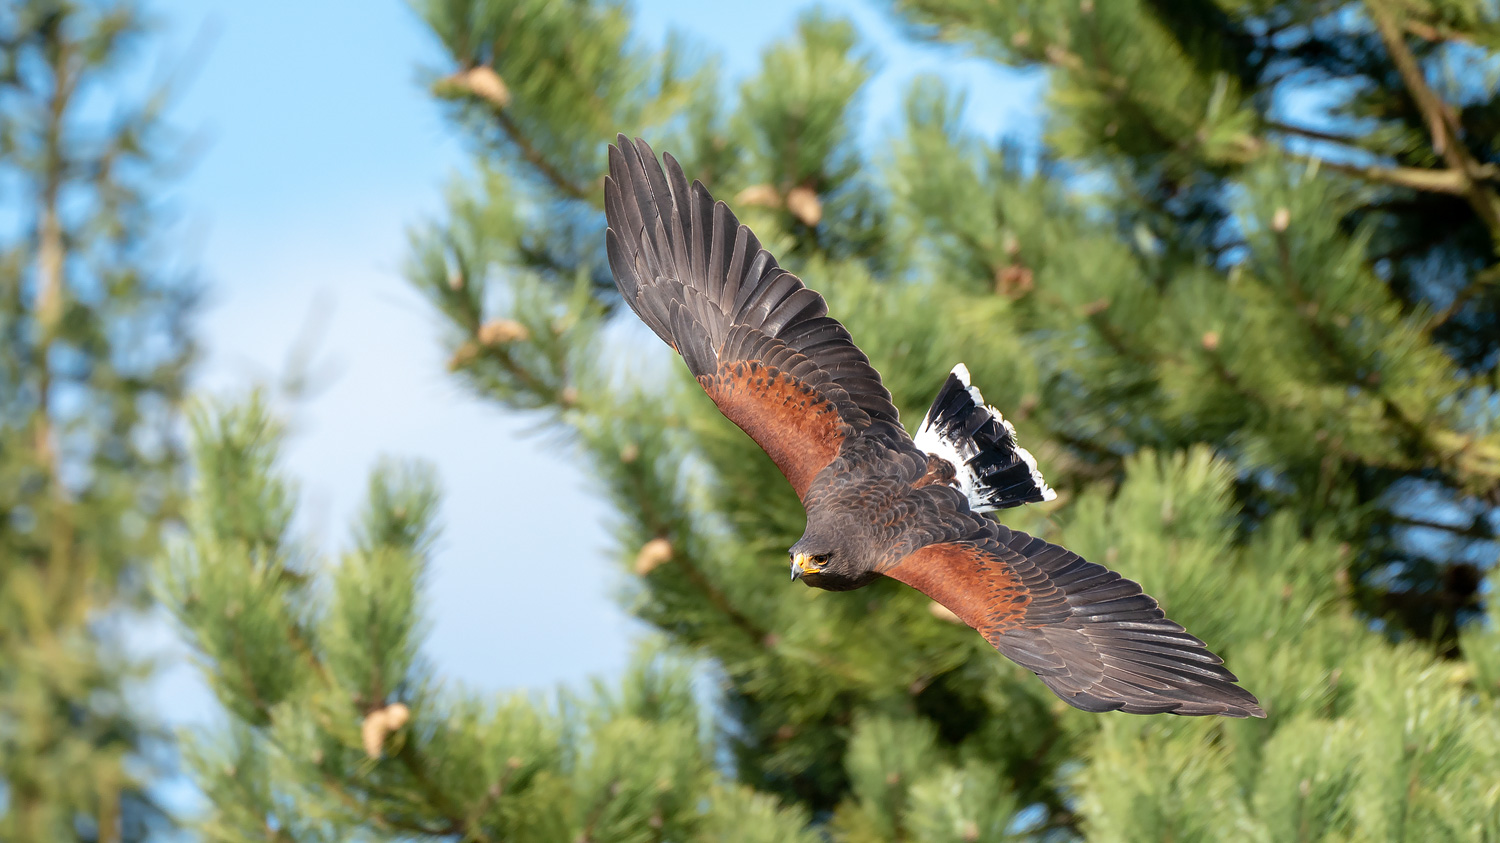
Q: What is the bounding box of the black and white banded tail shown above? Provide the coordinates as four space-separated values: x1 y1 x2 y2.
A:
915 364 1055 512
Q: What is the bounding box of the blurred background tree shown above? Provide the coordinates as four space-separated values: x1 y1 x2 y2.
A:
163 0 1500 840
0 1 195 840
162 395 822 841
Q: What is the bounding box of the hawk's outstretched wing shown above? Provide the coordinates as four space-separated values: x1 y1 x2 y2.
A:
884 513 1264 717
605 135 904 498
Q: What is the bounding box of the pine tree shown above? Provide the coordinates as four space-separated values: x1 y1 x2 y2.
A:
161 395 819 841
885 0 1500 647
168 0 1500 839
0 1 194 840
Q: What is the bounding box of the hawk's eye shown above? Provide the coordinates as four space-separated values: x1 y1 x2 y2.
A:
813 553 832 564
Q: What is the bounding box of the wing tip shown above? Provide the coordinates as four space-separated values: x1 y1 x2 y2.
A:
1165 688 1265 718
1170 697 1266 719
1053 683 1265 719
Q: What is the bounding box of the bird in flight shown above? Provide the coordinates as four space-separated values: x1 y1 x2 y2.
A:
604 136 1263 718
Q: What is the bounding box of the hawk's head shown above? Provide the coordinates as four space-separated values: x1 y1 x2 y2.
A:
789 528 878 592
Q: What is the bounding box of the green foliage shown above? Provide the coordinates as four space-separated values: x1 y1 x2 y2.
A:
170 0 1500 839
163 398 816 842
0 1 194 839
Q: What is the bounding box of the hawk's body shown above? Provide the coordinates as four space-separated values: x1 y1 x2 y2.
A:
605 136 1263 718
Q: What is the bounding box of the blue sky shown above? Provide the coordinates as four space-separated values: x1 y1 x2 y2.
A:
140 0 1044 730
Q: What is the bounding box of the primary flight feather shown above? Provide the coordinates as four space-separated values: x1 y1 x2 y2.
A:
604 135 1263 718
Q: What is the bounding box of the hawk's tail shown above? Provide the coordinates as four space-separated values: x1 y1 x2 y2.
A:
914 364 1055 511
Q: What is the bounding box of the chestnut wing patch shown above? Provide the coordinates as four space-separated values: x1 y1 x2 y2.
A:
885 526 1265 718
700 360 846 499
882 541 1041 641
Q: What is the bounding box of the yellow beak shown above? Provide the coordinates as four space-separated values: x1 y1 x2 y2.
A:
790 553 822 581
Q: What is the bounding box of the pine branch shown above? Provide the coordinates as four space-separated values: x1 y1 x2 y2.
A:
1388 512 1495 541
394 740 494 843
1072 15 1181 154
477 340 564 405
1033 288 1159 368
1270 226 1448 468
1425 265 1500 332
1366 0 1500 237
577 781 620 843
260 816 295 843
1401 18 1478 45
672 553 774 647
598 405 870 680
1085 306 1156 367
463 764 521 836
34 11 76 620
319 740 468 837
276 607 490 840
1301 155 1474 195
493 108 591 201
1009 724 1078 838
1266 120 1363 147
1366 1 1458 156
1052 428 1128 468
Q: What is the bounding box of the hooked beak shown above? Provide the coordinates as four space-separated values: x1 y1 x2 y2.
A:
790 552 822 581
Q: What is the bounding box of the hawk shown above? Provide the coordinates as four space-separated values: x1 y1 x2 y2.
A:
604 136 1263 718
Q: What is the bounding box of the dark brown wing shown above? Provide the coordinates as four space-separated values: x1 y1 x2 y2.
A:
884 521 1263 718
604 135 903 498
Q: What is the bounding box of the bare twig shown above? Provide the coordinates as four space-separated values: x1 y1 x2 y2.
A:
1366 0 1500 237
1267 120 1363 147
1402 18 1476 45
1388 511 1494 541
1299 155 1471 195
